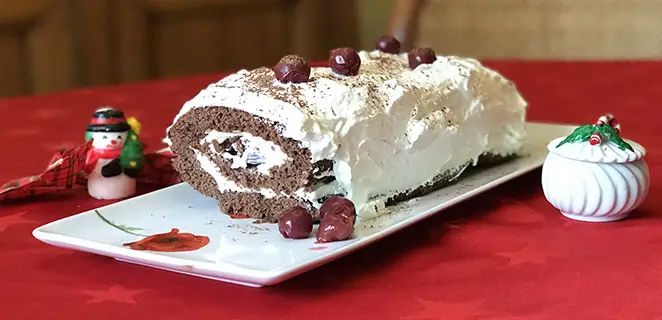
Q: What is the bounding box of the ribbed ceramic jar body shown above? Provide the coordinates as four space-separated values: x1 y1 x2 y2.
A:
541 152 649 222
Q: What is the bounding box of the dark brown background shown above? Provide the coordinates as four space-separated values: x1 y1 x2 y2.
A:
0 0 360 98
2 0 660 98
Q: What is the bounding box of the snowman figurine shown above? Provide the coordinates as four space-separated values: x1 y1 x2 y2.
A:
84 107 145 200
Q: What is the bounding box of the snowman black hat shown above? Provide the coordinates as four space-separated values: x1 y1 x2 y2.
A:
86 107 131 132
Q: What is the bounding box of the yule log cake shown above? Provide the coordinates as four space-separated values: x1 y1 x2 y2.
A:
165 38 528 223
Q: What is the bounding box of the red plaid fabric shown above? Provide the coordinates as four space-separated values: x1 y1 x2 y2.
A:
138 148 181 186
0 143 179 201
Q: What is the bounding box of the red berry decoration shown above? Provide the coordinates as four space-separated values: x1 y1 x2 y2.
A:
589 133 602 146
316 197 356 243
375 35 401 54
274 55 311 84
329 48 361 76
278 206 313 239
595 113 621 133
609 118 621 133
408 48 437 69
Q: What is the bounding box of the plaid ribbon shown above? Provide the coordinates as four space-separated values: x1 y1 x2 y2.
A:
0 141 180 201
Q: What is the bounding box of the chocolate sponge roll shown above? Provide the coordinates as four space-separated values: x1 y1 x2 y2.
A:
168 107 330 222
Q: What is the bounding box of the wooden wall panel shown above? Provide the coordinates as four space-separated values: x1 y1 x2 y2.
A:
0 33 26 97
74 0 114 86
113 0 356 84
0 0 76 97
27 1 75 93
416 0 662 60
0 0 359 97
152 3 287 77
114 0 151 83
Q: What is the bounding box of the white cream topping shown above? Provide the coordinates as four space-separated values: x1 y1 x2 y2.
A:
194 149 278 198
200 130 289 175
195 148 344 204
548 137 646 163
167 50 528 218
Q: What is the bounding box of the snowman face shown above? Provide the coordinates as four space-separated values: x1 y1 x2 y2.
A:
89 131 128 150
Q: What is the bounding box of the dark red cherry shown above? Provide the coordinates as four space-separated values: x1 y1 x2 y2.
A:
274 55 311 84
329 48 361 76
316 209 355 243
316 197 356 243
408 48 437 69
376 35 401 54
319 196 356 222
278 206 313 239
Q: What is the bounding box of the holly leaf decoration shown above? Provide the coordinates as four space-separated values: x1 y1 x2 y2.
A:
597 125 634 151
556 124 595 148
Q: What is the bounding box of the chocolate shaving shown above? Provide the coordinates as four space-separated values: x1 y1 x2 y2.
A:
234 140 246 154
211 140 222 154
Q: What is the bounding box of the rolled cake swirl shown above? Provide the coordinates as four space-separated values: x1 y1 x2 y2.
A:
165 46 527 222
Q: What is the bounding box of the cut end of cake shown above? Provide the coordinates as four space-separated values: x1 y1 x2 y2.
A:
168 106 323 222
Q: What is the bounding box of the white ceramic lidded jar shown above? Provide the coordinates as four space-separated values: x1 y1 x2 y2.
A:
541 114 649 222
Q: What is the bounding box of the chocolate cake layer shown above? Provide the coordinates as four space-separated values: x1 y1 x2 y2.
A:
168 106 318 221
384 153 517 207
476 152 517 167
385 163 470 206
216 192 314 222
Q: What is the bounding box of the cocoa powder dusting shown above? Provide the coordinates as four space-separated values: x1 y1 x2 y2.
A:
242 68 313 117
235 54 413 119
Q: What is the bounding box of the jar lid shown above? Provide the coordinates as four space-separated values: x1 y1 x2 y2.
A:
547 137 645 163
547 114 646 163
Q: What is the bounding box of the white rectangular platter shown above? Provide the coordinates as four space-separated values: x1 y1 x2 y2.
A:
33 122 575 287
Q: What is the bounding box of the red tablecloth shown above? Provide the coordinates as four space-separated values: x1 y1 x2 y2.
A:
0 61 660 320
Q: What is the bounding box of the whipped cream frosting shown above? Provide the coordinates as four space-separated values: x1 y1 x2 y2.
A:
195 147 345 203
200 130 289 175
167 50 528 218
194 149 278 198
548 137 646 163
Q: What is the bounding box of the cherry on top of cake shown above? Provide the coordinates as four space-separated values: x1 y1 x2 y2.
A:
187 35 478 124
269 46 441 86
270 35 437 84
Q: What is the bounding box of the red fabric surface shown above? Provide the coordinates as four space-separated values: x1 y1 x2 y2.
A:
0 61 660 320
0 142 178 201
